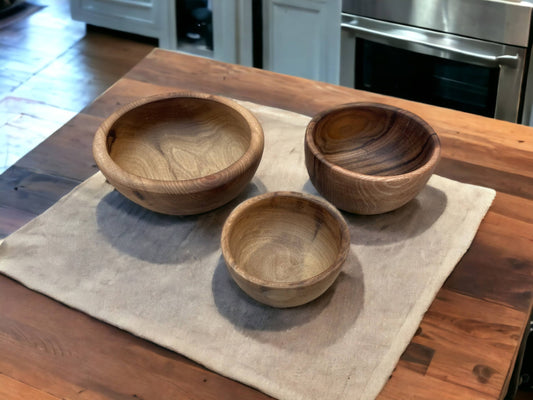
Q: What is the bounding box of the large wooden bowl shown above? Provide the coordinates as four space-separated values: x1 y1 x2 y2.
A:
93 92 264 215
305 102 441 215
221 191 350 308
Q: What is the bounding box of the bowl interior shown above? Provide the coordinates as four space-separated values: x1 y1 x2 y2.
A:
227 194 345 284
106 97 252 181
311 104 437 176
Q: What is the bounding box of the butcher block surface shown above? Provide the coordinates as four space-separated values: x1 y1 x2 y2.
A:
0 49 532 400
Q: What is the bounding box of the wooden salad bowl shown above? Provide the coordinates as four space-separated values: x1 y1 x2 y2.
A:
305 102 441 215
93 92 264 215
221 191 350 308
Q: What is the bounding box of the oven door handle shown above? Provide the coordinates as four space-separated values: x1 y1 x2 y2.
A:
341 21 520 68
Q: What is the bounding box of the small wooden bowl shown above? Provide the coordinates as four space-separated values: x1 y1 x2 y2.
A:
305 102 441 215
221 191 350 308
93 92 264 215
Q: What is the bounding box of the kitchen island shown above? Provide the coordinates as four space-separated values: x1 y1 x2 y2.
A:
0 49 532 399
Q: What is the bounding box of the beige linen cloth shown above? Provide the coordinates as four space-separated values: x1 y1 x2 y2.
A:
0 101 495 400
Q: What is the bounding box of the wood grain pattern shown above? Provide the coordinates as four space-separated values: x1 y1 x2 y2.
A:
305 102 441 214
1 49 533 400
386 288 527 399
0 276 274 400
13 113 102 179
0 373 60 400
0 165 82 215
93 92 264 215
221 191 350 308
0 205 36 238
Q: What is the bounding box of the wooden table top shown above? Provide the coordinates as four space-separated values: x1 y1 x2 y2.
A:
1 49 533 400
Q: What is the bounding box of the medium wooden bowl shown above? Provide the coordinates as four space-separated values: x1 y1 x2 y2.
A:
305 102 441 215
93 92 264 215
221 191 350 308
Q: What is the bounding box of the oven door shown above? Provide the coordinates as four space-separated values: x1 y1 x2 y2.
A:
340 14 527 122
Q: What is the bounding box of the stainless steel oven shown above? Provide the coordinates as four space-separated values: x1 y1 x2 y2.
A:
340 0 533 123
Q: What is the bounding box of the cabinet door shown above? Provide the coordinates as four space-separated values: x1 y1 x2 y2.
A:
212 0 253 65
70 0 176 48
263 0 341 84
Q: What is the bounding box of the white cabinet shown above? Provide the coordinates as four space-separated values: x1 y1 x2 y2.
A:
262 0 341 84
211 0 253 65
70 0 252 65
70 0 177 49
71 0 342 83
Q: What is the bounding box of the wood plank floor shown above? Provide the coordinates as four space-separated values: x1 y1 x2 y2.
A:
0 0 155 174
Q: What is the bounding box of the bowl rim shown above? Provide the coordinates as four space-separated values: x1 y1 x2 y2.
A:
305 102 441 181
92 91 264 194
221 191 351 290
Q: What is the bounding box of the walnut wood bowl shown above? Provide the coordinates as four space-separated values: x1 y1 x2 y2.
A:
221 191 350 308
305 102 441 215
93 92 264 215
